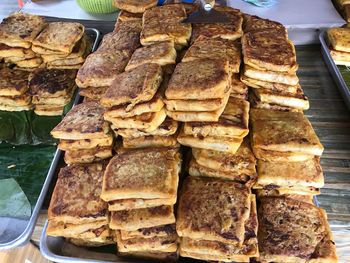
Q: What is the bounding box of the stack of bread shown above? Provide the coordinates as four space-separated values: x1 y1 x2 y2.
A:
47 162 114 247
177 176 258 262
327 27 350 66
76 14 141 102
50 102 113 164
241 15 309 112
0 67 31 111
0 13 46 70
29 68 77 116
31 22 85 69
101 147 181 259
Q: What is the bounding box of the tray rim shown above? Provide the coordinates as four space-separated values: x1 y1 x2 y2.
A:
0 27 101 251
319 30 350 111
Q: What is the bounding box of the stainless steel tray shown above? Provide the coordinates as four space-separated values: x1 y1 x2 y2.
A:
319 30 350 111
0 28 101 251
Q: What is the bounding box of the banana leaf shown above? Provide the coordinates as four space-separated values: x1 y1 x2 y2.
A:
338 65 350 89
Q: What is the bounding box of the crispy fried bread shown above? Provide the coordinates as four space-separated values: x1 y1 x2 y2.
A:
120 224 176 240
101 147 180 201
240 74 299 93
108 196 176 211
46 220 108 237
178 129 243 153
97 30 140 53
123 133 179 149
79 86 108 100
252 147 314 162
0 13 46 48
177 176 251 245
182 97 249 138
64 146 112 164
257 197 338 263
75 50 131 88
101 63 162 109
0 94 31 106
243 14 286 34
192 140 256 175
183 36 241 73
106 107 167 133
242 30 298 72
113 0 158 13
117 10 143 22
165 59 230 100
327 27 350 53
48 162 108 224
0 104 32 111
58 136 113 151
32 22 84 54
243 65 299 85
29 68 76 97
110 206 176 231
0 68 29 96
0 43 36 58
143 4 186 21
250 109 324 155
51 102 110 140
125 42 176 71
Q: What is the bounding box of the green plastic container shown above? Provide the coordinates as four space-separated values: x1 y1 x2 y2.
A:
76 0 118 14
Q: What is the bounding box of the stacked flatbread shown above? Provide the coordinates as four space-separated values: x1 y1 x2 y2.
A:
101 148 181 256
31 22 86 69
241 15 309 112
29 68 77 116
51 102 113 164
113 0 158 13
140 4 192 49
47 162 114 247
177 177 258 262
257 196 338 263
0 67 32 111
327 27 350 66
0 13 46 69
250 109 325 197
76 16 141 101
334 0 350 23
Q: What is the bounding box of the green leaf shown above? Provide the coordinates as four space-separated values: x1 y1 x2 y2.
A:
338 65 350 91
0 178 31 219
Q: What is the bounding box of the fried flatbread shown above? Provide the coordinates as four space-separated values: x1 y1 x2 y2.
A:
115 230 177 253
250 94 302 112
252 86 309 110
192 140 256 174
108 197 176 211
47 220 108 237
48 162 108 224
58 136 113 151
251 109 324 155
178 128 243 154
79 86 108 100
327 27 350 53
191 8 243 43
69 226 114 247
166 107 226 122
165 59 230 100
108 108 167 133
0 104 32 111
255 190 316 203
117 10 143 22
143 4 187 21
257 197 338 263
188 159 257 186
231 74 248 94
0 94 31 107
125 42 177 71
113 0 158 13
101 63 162 109
97 30 140 53
0 68 29 96
120 224 176 240
13 57 42 68
252 148 315 162
32 94 71 106
104 89 164 118
75 50 132 88
29 68 76 97
51 102 110 140
177 177 251 245
329 47 350 65
0 43 36 58
182 97 249 138
118 117 178 138
256 187 321 196
183 36 241 73
101 148 180 201
47 63 82 70
64 146 112 164
110 206 176 231
123 133 179 149
243 14 287 34
34 104 64 116
0 13 46 48
243 65 299 85
114 19 142 35
32 22 84 54
240 74 299 93
118 251 179 262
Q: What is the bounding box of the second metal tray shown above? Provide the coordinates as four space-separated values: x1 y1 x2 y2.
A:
319 30 350 111
0 28 101 251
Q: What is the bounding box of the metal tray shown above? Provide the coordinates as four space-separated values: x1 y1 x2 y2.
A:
319 30 350 111
0 28 101 251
